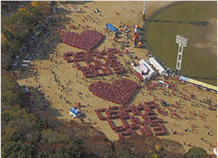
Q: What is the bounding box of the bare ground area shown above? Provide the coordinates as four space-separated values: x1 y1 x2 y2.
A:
15 1 216 154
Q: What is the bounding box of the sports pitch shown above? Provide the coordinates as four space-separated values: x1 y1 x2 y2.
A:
145 1 217 86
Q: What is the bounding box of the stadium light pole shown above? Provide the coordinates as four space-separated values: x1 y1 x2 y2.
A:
175 35 188 75
142 0 146 21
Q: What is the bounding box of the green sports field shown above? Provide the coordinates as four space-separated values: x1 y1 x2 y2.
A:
145 1 217 86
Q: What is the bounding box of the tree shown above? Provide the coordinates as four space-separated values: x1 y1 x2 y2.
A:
2 17 15 25
2 39 21 57
1 27 14 41
3 24 27 37
31 1 40 8
50 1 57 7
1 33 7 45
1 76 23 105
17 29 32 43
184 147 209 158
1 111 14 123
31 1 52 18
18 7 27 12
14 10 37 26
113 149 133 158
2 141 36 158
1 50 12 70
26 5 43 22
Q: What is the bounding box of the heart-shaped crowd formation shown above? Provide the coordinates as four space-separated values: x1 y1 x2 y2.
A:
89 78 140 105
60 30 104 51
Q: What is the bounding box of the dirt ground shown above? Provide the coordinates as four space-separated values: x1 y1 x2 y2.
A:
15 1 217 154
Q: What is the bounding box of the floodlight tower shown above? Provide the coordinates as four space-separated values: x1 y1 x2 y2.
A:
142 1 146 21
175 35 188 75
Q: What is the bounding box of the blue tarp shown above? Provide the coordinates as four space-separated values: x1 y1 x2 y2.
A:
106 23 118 32
179 75 189 82
70 108 80 115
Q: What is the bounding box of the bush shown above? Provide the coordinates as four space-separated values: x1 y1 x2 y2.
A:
113 149 133 158
184 147 208 158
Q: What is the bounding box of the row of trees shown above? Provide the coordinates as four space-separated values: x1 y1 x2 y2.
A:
1 2 53 70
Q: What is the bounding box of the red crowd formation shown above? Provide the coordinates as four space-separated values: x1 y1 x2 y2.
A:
63 48 124 78
89 78 140 105
133 72 144 81
95 101 167 140
60 30 103 51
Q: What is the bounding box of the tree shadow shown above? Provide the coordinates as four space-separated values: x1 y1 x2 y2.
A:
187 76 217 81
128 87 142 105
66 1 93 5
27 85 63 117
57 7 71 14
150 19 209 27
93 35 106 50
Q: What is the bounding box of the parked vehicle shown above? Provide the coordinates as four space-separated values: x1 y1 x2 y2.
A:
14 56 20 61
30 54 35 59
12 62 19 69
25 55 30 59
44 32 50 38
21 85 30 94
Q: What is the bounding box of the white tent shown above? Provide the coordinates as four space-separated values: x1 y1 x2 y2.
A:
213 147 217 156
149 57 168 76
131 59 157 81
139 59 157 77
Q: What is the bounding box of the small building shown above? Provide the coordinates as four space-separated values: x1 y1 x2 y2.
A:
69 108 81 118
149 57 168 76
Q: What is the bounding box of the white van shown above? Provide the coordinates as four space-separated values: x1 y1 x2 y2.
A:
21 64 29 67
22 60 31 64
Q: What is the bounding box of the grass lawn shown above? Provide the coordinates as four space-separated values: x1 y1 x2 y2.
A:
145 1 217 86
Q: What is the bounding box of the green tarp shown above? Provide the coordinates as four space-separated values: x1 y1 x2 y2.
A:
33 31 40 37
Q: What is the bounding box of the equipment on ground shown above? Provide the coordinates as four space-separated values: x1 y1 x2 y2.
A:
158 80 169 88
129 54 133 59
94 8 100 13
162 100 168 107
